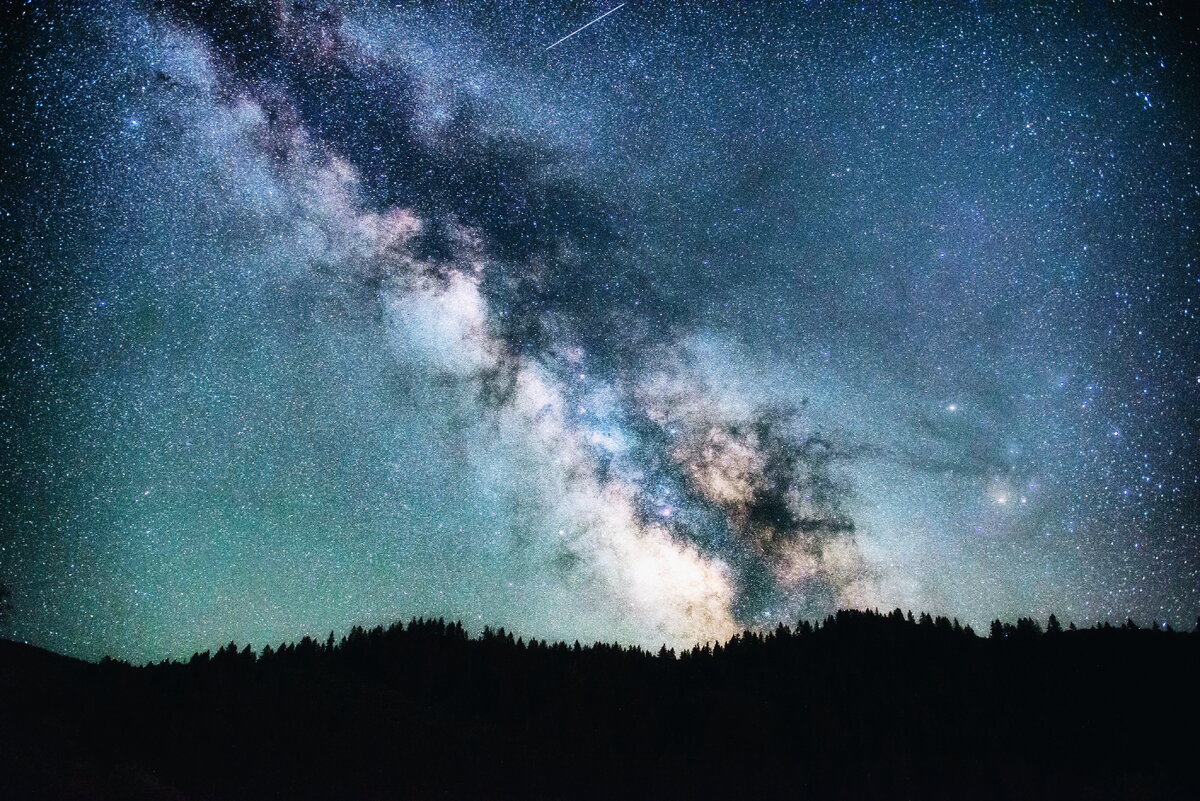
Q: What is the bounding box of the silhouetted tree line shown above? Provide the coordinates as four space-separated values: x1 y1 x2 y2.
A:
2 608 1197 800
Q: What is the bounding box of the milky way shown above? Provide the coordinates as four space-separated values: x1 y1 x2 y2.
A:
3 1 1197 662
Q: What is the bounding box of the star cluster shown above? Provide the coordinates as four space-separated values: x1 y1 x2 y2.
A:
1 1 1196 662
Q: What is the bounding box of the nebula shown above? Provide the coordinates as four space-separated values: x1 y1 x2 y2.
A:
3 0 1195 662
153 2 870 641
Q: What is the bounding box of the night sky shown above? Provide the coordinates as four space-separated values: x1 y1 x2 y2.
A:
3 0 1197 663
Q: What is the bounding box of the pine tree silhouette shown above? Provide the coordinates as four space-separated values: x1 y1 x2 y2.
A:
3 609 1196 800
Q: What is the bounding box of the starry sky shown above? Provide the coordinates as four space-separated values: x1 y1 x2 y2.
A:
2 0 1197 663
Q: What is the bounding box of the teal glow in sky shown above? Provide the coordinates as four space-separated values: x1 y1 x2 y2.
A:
2 0 1197 663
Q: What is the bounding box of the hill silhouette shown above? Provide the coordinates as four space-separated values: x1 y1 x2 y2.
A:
1 609 1196 799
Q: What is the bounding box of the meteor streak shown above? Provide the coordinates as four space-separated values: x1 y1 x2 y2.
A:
545 4 626 50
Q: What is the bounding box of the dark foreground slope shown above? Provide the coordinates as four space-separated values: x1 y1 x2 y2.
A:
2 610 1197 800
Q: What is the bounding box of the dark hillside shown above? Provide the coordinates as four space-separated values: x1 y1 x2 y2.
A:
2 610 1196 800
